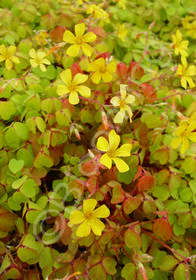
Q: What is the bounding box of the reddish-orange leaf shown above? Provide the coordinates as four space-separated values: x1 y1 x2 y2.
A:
137 175 155 192
69 179 84 199
117 63 128 80
86 175 98 193
140 83 157 103
153 218 172 241
50 26 66 42
123 197 141 214
128 62 144 80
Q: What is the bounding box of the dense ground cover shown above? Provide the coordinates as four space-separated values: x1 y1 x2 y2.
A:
0 0 196 279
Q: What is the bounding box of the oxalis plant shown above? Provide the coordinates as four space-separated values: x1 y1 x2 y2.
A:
0 0 196 279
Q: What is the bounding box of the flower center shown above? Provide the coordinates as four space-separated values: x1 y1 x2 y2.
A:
4 52 11 60
68 83 76 93
119 99 126 108
99 65 106 73
75 37 83 45
35 57 43 65
84 211 93 220
107 148 116 158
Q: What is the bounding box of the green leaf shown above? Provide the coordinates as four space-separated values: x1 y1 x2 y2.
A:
33 152 53 168
20 179 37 197
89 264 106 280
55 109 71 127
189 179 196 194
124 229 142 250
102 257 117 275
9 159 24 174
17 147 34 167
0 101 16 120
121 263 136 280
17 247 39 265
174 264 187 280
14 122 29 141
35 117 46 132
178 213 192 229
5 127 20 148
12 175 28 189
181 157 196 174
158 255 178 271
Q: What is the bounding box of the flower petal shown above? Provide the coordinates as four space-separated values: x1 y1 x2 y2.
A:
77 85 91 98
120 84 127 99
57 85 70 96
60 69 72 85
113 158 129 173
114 109 125 124
93 205 110 218
100 153 112 169
125 94 135 105
189 132 196 142
81 43 93 57
83 32 97 42
102 72 112 83
10 56 19 64
115 144 132 157
76 220 91 237
96 136 109 152
106 61 116 73
40 64 46 72
63 30 76 43
91 72 101 84
90 217 105 236
5 59 13 70
69 210 84 224
110 96 120 106
75 23 85 38
66 44 80 57
83 199 97 213
181 137 189 153
69 92 79 105
171 137 181 149
73 73 88 84
29 48 36 58
109 130 120 151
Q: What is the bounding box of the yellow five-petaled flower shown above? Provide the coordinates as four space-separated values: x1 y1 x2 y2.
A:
110 84 135 123
171 115 196 154
176 56 196 89
69 199 110 237
57 69 91 105
172 30 189 57
96 130 132 173
63 23 97 57
88 57 116 84
29 48 50 72
0 44 19 70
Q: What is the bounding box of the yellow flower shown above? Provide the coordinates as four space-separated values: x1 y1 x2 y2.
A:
176 56 196 89
63 23 97 57
172 30 189 57
118 0 126 9
88 58 116 84
0 44 19 70
69 199 110 237
29 48 50 72
186 20 196 39
171 117 196 153
86 5 109 19
57 69 91 105
96 130 132 173
117 23 128 42
110 84 135 123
